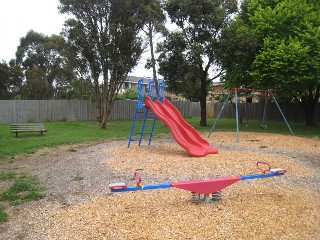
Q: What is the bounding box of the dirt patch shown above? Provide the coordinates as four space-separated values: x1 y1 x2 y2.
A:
0 132 319 240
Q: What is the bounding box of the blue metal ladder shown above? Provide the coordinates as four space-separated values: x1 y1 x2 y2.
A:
128 78 157 148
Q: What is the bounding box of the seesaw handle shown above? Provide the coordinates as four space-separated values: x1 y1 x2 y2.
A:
256 162 271 174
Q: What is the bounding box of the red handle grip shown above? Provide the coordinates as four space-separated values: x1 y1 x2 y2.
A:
256 162 271 174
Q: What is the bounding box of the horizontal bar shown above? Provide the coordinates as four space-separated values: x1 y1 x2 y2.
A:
111 183 172 192
240 172 284 180
232 88 273 94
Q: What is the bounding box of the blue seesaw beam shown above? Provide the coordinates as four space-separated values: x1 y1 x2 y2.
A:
109 168 286 193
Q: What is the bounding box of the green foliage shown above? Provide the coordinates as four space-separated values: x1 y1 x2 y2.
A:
0 205 8 223
21 67 48 100
249 0 320 93
157 32 203 101
219 0 320 126
116 88 138 100
59 0 156 128
0 179 43 204
249 0 320 126
67 148 77 152
141 0 167 82
158 0 238 126
0 172 16 181
72 172 84 181
0 172 44 223
0 61 23 99
56 78 93 100
16 30 71 100
218 18 260 88
251 38 313 98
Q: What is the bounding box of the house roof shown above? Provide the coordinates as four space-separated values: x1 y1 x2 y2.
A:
126 76 158 84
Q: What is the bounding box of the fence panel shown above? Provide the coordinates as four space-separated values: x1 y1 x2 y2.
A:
109 100 137 120
0 100 319 124
0 100 95 124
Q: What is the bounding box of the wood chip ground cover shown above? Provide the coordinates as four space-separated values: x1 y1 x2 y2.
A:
0 132 319 239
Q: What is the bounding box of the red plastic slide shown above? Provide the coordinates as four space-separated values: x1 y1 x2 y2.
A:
145 97 218 157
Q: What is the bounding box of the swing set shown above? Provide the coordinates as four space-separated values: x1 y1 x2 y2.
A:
208 88 294 142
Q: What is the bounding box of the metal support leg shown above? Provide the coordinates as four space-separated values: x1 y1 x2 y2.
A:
272 96 294 135
203 194 212 204
235 90 240 143
208 92 231 138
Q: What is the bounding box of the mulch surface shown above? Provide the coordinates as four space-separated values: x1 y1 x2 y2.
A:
0 132 319 239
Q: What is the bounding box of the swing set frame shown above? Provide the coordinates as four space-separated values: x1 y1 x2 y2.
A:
208 88 294 143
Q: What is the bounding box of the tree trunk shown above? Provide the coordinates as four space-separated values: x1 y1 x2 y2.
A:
200 73 207 127
302 84 319 127
148 23 158 95
303 101 317 127
99 108 110 129
93 76 103 124
98 64 109 129
99 120 107 129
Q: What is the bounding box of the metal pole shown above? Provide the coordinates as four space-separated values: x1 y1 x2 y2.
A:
110 183 173 192
208 92 231 138
272 95 294 135
240 171 285 180
235 89 240 143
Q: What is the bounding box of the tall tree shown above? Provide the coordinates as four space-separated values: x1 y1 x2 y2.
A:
141 0 167 92
250 0 320 126
59 0 152 128
16 30 69 99
21 67 48 99
218 17 260 89
249 0 320 126
158 0 237 126
219 0 320 126
0 60 23 99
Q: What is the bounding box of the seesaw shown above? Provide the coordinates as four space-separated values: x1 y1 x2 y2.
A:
109 162 287 204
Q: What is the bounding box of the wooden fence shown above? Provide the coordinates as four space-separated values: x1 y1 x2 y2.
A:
0 100 200 124
209 102 320 122
0 100 318 124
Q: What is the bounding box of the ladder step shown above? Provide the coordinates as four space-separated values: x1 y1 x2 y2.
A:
132 127 143 130
128 101 157 148
131 131 153 134
129 139 140 142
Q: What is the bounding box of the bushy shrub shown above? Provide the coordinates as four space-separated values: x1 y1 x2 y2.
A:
116 88 137 100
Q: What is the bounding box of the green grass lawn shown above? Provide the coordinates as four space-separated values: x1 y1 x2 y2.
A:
0 120 170 161
0 171 44 223
0 118 319 161
193 117 320 139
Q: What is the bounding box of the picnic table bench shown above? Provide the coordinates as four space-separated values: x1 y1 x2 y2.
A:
10 123 47 137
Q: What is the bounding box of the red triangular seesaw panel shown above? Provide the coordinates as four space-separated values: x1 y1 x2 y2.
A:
171 176 241 194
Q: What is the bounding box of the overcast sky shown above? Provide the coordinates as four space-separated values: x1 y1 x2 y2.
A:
0 0 65 60
0 0 152 77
